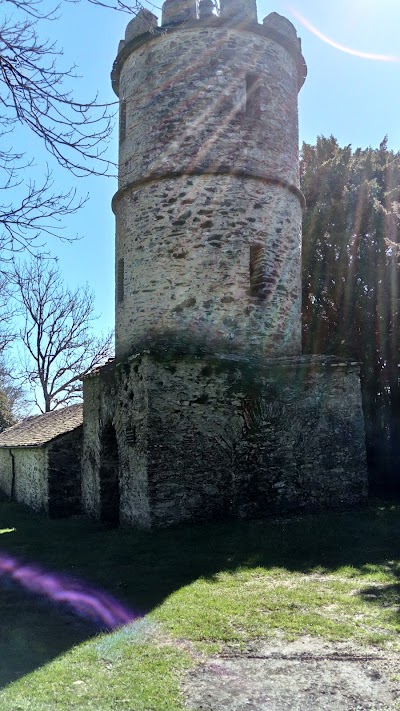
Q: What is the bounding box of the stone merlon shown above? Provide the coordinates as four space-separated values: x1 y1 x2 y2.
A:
125 9 158 43
263 12 298 41
162 0 197 26
220 0 257 24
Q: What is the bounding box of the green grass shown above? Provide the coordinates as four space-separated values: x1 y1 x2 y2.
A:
0 498 399 709
2 641 191 711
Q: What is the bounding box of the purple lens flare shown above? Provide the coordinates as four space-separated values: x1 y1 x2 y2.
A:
0 552 137 629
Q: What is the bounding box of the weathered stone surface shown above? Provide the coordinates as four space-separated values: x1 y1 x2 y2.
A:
82 359 151 528
263 12 298 41
48 428 82 518
198 0 214 20
0 449 12 499
0 448 48 513
82 353 368 529
113 17 305 360
116 27 301 189
219 0 258 24
161 0 197 26
0 426 82 517
125 9 158 43
115 176 302 359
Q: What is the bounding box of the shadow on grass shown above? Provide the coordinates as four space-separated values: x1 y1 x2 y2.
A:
0 497 399 687
359 560 400 620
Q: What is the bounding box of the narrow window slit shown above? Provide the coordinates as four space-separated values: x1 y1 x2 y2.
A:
119 99 127 143
126 425 136 447
250 244 266 299
246 74 261 118
117 257 125 303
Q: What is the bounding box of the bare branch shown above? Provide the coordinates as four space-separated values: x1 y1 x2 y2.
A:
0 0 123 258
11 258 114 411
87 0 159 14
0 4 116 177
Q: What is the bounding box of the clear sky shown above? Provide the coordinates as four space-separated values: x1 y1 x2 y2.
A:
24 0 400 339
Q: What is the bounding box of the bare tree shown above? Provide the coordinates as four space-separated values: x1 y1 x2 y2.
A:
12 259 114 412
0 0 150 363
87 0 155 13
0 0 161 259
0 0 121 257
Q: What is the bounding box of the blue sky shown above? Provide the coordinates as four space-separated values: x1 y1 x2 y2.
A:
23 0 400 338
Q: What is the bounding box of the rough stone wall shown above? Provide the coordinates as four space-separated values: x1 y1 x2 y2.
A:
115 177 302 359
47 428 83 518
0 448 49 513
113 20 305 359
145 355 368 526
81 373 102 519
81 353 368 529
0 449 13 499
116 27 300 189
82 361 151 528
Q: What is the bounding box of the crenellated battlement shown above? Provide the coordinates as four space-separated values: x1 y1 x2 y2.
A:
112 6 306 97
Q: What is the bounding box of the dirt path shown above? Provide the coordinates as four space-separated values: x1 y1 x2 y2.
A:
183 636 400 710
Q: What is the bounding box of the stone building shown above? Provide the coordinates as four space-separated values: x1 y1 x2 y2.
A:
0 404 83 517
81 0 368 528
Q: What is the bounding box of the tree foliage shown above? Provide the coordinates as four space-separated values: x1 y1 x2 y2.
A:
12 259 114 412
0 358 27 422
0 389 14 432
301 136 400 493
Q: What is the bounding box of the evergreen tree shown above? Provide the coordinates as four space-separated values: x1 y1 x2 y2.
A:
301 136 400 494
0 389 14 432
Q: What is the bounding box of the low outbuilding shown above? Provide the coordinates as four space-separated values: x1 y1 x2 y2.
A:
0 404 83 517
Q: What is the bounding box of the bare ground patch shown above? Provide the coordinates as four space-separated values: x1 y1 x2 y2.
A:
183 636 400 710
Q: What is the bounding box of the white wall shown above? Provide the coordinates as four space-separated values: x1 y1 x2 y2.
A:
0 448 49 513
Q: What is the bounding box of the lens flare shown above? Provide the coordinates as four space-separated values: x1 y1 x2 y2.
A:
0 552 137 629
289 7 400 63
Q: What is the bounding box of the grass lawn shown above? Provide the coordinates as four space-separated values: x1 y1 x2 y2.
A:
0 498 399 709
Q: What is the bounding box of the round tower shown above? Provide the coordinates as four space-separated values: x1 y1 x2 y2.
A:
111 2 307 359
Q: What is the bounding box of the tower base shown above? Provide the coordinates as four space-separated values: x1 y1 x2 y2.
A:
82 352 368 529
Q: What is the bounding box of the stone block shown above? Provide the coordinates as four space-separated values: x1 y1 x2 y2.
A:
125 9 158 43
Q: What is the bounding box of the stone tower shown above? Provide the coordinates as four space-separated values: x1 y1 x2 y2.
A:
111 1 306 359
81 1 368 529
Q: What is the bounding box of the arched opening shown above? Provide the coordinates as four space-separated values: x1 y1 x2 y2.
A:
99 423 120 527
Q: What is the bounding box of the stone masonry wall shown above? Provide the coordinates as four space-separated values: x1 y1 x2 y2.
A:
115 176 302 359
145 355 368 526
81 353 368 529
116 27 301 190
113 20 305 359
82 360 151 528
47 427 83 518
0 448 48 513
0 449 12 499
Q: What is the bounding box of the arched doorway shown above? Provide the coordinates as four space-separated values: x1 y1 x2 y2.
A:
99 423 120 527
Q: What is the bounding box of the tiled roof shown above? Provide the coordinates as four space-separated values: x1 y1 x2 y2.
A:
0 403 83 448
